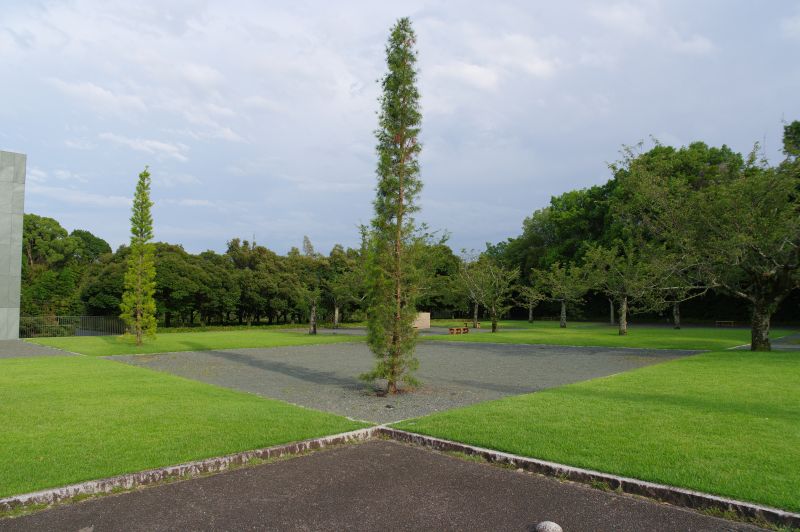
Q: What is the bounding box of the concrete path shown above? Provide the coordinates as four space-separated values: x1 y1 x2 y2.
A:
771 333 800 351
0 440 759 532
115 342 698 423
0 340 71 359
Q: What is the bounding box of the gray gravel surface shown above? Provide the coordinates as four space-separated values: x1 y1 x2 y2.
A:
0 340 72 359
115 341 698 423
768 333 800 351
0 440 759 532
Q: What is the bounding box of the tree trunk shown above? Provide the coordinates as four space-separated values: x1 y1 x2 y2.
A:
472 302 479 328
528 303 533 323
559 300 567 328
309 301 317 335
333 305 340 329
750 301 771 351
491 309 498 333
618 296 628 336
165 311 172 328
609 298 615 325
672 302 681 330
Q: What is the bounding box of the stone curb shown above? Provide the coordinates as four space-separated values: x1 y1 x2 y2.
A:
377 427 800 529
3 425 798 529
0 427 378 512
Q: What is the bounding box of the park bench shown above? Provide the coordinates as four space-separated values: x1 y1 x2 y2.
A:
463 322 481 328
715 320 735 327
449 327 469 335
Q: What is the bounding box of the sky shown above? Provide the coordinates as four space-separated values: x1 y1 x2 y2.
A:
1 1 799 255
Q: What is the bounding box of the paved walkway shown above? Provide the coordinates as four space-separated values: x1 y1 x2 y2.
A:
0 340 71 359
771 333 800 351
115 342 698 423
0 440 759 532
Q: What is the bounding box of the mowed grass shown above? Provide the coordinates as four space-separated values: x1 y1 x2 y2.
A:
0 356 368 498
427 320 796 350
394 350 800 512
28 329 362 356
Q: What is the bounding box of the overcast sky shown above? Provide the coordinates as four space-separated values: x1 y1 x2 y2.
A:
2 1 799 254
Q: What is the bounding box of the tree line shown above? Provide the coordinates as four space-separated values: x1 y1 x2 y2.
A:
19 132 799 351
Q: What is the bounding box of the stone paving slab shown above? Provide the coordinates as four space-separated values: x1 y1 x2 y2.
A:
115 342 699 423
0 340 72 359
0 440 760 531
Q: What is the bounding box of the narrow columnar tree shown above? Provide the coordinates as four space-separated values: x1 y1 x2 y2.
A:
120 167 157 345
362 18 423 394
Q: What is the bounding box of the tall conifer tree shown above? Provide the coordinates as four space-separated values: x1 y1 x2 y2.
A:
362 18 423 394
120 166 157 345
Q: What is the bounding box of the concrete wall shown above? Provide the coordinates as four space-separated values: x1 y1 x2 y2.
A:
0 151 25 340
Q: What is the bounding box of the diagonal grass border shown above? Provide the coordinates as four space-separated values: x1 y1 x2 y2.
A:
2 426 797 529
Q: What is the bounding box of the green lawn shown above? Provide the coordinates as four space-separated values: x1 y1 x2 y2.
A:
394 350 800 512
427 320 796 351
28 329 362 356
0 356 368 498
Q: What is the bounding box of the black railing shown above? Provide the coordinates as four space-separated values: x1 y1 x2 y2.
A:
19 316 127 338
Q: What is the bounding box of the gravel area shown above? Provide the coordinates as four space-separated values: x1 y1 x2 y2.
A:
115 341 698 423
1 440 757 532
769 333 800 351
0 340 72 359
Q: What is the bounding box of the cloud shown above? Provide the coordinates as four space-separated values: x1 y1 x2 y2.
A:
47 78 147 114
179 62 224 87
64 138 96 150
243 96 286 113
782 13 800 40
668 31 715 55
2 1 797 255
484 34 561 78
431 61 499 91
164 198 215 207
589 3 714 56
157 173 202 188
27 183 130 207
589 3 652 36
27 167 88 184
99 132 189 162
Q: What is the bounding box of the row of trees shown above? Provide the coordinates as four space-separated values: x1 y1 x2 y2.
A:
487 122 800 350
19 121 799 352
20 213 471 327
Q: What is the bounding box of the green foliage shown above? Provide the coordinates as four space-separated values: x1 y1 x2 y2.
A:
783 120 800 158
538 261 588 327
617 138 800 349
20 214 110 316
459 255 519 332
70 229 112 262
416 241 467 315
363 18 424 394
120 167 157 345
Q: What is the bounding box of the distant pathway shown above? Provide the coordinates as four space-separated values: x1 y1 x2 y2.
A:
771 333 800 351
0 340 73 359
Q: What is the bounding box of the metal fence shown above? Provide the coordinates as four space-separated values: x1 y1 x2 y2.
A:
19 316 127 338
